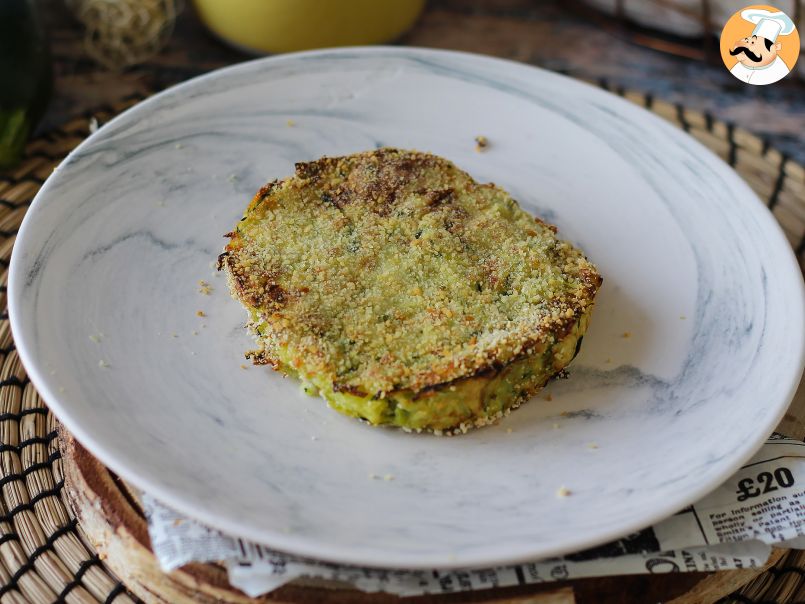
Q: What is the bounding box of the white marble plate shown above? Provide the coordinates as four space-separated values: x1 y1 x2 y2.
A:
9 48 805 569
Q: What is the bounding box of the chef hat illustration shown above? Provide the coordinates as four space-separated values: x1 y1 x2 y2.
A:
741 8 796 43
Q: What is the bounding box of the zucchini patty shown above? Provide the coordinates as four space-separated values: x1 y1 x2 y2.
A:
219 148 601 433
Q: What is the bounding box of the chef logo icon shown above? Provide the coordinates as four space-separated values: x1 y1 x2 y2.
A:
720 5 800 86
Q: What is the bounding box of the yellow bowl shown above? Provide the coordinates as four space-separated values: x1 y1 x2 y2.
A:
193 0 426 54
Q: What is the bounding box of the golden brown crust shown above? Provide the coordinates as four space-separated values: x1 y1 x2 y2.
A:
222 148 601 395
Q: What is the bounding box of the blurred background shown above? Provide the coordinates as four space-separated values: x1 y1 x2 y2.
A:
3 0 804 167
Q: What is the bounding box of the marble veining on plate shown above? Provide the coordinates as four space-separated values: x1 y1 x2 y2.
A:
8 48 805 569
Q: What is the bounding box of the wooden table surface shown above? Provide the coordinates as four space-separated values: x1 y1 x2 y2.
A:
42 0 805 165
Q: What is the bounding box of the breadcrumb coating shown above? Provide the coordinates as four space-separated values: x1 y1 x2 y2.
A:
220 148 601 421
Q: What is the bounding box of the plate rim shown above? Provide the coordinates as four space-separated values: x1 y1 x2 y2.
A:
9 45 805 569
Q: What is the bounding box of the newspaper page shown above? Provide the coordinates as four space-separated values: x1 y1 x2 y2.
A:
142 433 805 598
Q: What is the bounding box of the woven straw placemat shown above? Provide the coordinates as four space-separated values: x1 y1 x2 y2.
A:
0 88 803 604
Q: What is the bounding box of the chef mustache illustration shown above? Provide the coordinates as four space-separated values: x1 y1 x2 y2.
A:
729 39 770 63
726 9 795 86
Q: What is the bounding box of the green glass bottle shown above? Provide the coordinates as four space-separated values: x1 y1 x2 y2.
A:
0 0 52 169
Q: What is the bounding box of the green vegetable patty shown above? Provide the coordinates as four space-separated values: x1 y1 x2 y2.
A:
220 148 601 433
